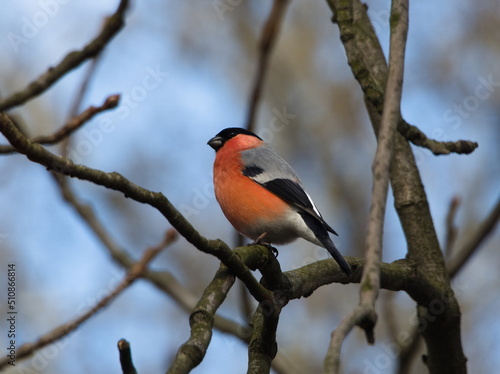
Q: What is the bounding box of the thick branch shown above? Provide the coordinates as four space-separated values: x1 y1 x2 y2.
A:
286 258 415 299
327 0 467 372
166 263 236 374
327 0 477 157
166 245 270 374
324 1 409 371
51 173 299 374
248 248 290 374
247 303 280 374
398 196 499 372
0 0 128 112
359 0 408 337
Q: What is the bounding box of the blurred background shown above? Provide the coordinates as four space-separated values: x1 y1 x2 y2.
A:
0 0 499 373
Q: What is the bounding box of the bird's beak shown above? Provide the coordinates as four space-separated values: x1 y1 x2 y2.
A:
208 136 224 151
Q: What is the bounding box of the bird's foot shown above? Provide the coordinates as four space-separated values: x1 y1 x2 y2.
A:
249 233 279 257
251 232 268 245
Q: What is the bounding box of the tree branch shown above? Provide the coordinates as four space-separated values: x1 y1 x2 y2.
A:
327 0 477 157
0 112 272 303
0 0 129 112
50 171 259 344
245 0 290 132
166 245 275 374
326 0 467 372
398 120 478 155
51 171 299 374
0 95 119 154
445 196 461 258
448 195 500 277
0 231 174 370
398 195 499 372
118 339 138 374
324 1 409 371
286 258 415 299
166 262 237 374
248 248 290 374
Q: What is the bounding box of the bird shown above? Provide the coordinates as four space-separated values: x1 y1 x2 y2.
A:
207 127 352 276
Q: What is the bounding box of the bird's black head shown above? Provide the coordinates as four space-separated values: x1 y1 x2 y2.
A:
207 127 262 151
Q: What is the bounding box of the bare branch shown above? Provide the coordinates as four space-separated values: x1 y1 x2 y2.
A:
398 120 478 155
397 326 423 374
382 291 400 344
0 0 129 112
62 54 105 157
245 0 290 132
327 0 468 371
286 258 415 299
448 195 500 277
247 301 281 374
166 244 277 374
50 171 299 374
248 248 290 374
0 231 175 369
324 0 409 371
445 196 461 258
50 172 251 339
67 56 103 120
0 113 271 303
0 95 119 154
117 339 138 374
397 196 499 372
167 262 237 374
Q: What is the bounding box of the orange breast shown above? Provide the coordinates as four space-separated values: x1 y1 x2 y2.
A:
213 147 289 239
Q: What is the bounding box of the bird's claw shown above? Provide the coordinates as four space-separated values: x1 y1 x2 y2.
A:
251 232 268 245
249 233 278 257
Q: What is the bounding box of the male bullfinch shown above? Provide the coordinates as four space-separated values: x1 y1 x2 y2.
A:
208 127 352 276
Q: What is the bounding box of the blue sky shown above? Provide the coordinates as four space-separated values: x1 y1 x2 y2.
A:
1 1 499 373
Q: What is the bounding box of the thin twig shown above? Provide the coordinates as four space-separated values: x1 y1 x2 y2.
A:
0 95 119 154
0 232 175 369
396 325 423 374
0 0 128 112
445 196 461 258
323 0 409 371
245 0 290 132
382 291 400 344
117 339 138 374
398 120 478 155
448 195 500 278
62 54 105 158
0 113 272 303
50 171 299 371
67 57 104 120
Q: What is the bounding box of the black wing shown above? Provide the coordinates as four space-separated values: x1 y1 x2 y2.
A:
258 178 338 236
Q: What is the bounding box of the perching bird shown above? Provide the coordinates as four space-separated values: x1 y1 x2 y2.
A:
208 127 352 276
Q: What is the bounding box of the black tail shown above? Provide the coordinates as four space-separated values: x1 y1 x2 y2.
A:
299 213 352 276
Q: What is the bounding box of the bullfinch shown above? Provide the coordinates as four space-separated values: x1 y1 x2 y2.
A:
208 127 352 276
